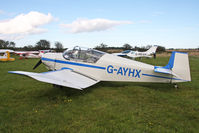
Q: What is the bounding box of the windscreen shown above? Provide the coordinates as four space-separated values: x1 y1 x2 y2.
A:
63 46 105 63
122 50 131 54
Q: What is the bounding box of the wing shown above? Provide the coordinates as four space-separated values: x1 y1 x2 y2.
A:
9 69 99 90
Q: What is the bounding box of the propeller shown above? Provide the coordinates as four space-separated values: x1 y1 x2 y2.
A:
33 59 42 70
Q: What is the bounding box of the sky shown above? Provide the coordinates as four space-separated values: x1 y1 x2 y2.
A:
0 0 199 48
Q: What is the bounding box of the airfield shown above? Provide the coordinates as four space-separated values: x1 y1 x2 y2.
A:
0 52 199 132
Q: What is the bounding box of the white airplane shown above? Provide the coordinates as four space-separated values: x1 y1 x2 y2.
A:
39 49 55 54
0 49 14 53
113 45 158 58
15 50 54 59
15 51 41 59
9 46 191 90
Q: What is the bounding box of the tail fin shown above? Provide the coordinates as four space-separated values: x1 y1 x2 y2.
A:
165 51 191 82
6 51 10 59
146 45 158 54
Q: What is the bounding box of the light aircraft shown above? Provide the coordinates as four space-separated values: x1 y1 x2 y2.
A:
39 49 55 54
113 45 158 58
15 51 41 59
15 50 54 59
0 51 15 61
0 49 14 53
9 46 191 90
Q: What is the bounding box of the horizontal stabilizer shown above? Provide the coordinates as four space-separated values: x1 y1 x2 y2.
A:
9 69 99 90
154 66 173 75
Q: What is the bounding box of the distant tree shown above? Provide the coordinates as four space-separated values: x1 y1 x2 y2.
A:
23 45 34 50
123 43 132 50
35 40 50 50
0 40 5 48
0 40 10 48
2 41 9 48
95 43 108 52
133 46 139 51
95 43 108 49
140 46 147 52
157 46 166 53
9 41 15 48
55 41 64 52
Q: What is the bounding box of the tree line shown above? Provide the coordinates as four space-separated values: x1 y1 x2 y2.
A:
95 43 166 53
0 40 16 49
0 39 64 52
0 39 167 52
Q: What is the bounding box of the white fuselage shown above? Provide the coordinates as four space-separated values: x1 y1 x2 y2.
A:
41 53 183 83
114 46 158 58
127 51 155 58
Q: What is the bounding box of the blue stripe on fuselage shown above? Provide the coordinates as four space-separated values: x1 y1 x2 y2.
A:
41 57 106 70
142 73 184 81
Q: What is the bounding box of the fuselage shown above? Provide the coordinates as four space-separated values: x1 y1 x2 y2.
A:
41 52 183 83
127 51 153 58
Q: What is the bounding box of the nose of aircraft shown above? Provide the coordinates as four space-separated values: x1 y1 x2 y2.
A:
33 52 63 70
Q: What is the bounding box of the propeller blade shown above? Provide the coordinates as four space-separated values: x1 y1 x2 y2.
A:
33 59 42 70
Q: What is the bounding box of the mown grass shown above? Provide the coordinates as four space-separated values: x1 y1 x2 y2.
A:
0 54 199 133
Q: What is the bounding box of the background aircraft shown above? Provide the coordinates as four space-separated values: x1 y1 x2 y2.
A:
9 46 191 90
15 50 54 59
15 51 40 59
0 51 15 61
0 49 14 53
113 45 158 58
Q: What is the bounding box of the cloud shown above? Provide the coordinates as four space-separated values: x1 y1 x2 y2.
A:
0 11 53 40
61 18 132 33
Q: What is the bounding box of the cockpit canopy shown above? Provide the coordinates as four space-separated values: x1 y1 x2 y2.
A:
63 46 105 63
122 50 131 54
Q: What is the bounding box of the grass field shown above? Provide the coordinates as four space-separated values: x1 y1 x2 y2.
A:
0 54 199 133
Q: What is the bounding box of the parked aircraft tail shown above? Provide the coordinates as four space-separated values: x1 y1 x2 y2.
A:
6 51 10 58
170 51 191 81
146 45 158 54
155 51 191 82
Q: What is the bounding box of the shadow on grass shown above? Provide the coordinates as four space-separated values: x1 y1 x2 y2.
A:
35 81 125 99
37 81 176 101
138 82 175 91
92 81 175 92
